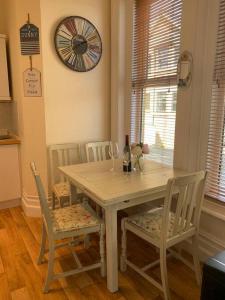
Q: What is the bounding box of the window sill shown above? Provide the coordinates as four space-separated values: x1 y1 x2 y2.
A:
202 197 225 222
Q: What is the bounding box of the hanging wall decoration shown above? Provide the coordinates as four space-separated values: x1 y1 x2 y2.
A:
23 68 42 97
20 14 40 55
54 16 102 72
177 51 193 89
20 14 42 97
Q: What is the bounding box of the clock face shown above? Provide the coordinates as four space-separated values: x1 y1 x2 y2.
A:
54 16 102 72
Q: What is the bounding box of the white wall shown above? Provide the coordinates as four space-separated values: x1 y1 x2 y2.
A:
174 0 219 172
40 0 111 145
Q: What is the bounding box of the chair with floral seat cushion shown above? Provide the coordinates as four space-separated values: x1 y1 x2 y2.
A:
30 162 105 293
48 143 83 209
120 171 206 300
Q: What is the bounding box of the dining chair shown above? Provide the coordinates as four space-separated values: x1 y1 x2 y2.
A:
85 141 110 162
120 171 206 300
30 162 105 293
48 143 83 209
85 141 110 215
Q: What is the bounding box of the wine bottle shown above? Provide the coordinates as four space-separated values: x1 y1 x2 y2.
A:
123 135 132 172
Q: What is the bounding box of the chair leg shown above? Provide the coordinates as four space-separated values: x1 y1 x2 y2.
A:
82 196 89 205
99 224 106 277
52 193 56 210
43 240 55 293
192 235 202 286
96 204 101 217
37 223 47 265
59 196 65 208
101 208 105 220
160 247 170 300
84 235 91 249
120 219 127 272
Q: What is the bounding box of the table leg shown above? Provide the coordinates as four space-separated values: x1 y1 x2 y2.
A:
105 207 118 292
69 182 78 205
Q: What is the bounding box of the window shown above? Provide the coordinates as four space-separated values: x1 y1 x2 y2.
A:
206 0 225 202
155 92 167 112
157 48 169 70
130 0 182 165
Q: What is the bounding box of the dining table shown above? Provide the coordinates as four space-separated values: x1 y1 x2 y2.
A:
58 158 187 293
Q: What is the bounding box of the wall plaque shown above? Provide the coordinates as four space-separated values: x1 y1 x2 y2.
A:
20 23 40 55
23 68 42 97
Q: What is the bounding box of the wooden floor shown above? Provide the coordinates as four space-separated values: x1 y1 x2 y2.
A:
0 207 201 300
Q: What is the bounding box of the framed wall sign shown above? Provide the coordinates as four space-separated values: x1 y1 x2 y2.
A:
54 16 102 72
20 23 40 55
23 68 42 97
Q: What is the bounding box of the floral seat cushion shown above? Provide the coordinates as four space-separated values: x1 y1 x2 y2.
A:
127 208 190 239
53 182 83 199
52 204 100 233
53 182 70 198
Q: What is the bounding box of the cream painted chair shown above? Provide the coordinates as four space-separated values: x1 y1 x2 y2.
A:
120 171 206 300
85 141 110 162
30 162 105 293
85 141 110 215
48 143 82 209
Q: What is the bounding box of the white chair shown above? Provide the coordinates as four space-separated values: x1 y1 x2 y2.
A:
85 141 110 215
30 162 105 293
48 143 82 208
85 141 110 162
120 171 206 300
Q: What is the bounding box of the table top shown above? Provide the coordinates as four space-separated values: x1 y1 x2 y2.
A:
59 159 187 206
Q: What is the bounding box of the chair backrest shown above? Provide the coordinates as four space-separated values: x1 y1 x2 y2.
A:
48 143 81 187
30 162 53 232
162 170 206 241
86 141 110 162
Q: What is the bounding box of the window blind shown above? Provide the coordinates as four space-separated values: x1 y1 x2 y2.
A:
206 0 225 202
130 0 182 165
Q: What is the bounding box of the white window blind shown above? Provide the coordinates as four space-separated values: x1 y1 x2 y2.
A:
130 0 182 165
206 0 225 202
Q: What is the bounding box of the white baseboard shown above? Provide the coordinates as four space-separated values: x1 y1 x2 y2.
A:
21 191 41 217
0 198 21 209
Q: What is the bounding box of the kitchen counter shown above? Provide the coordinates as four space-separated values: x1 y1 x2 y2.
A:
0 135 20 145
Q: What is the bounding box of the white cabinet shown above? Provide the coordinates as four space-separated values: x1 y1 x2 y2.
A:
0 145 21 202
0 34 11 101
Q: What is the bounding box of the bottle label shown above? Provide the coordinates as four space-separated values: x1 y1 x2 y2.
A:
123 160 132 172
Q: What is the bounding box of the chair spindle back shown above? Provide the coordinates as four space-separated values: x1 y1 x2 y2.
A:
86 141 110 162
162 171 206 240
30 162 53 232
48 143 81 187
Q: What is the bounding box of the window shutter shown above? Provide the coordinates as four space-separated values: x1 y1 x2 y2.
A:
130 0 182 165
206 0 225 201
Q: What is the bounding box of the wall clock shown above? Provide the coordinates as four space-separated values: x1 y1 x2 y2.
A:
54 16 102 72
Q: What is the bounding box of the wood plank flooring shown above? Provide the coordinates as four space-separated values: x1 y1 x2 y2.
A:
0 207 201 300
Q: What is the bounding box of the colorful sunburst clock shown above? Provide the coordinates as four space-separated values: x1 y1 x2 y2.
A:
54 16 102 72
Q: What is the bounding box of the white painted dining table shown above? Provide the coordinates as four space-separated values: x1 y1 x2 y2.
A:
58 159 187 293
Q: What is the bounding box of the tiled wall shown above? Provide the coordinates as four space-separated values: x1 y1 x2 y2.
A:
0 103 12 130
